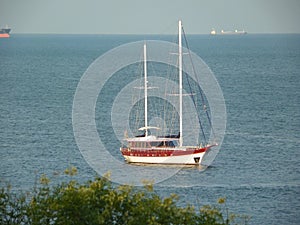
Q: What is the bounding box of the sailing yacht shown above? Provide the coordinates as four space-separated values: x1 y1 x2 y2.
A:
120 20 217 165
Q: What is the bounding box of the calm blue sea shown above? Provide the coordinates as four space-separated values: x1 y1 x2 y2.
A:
1 34 299 224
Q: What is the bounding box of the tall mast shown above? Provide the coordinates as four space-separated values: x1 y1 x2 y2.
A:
144 43 148 137
178 20 183 147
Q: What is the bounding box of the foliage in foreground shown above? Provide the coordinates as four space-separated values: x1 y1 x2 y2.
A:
1 167 249 225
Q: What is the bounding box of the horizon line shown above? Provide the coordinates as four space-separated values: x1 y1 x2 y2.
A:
6 32 300 36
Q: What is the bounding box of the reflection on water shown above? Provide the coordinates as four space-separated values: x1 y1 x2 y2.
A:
126 162 207 171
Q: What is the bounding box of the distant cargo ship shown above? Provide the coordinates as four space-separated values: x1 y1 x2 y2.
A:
0 26 11 38
221 29 247 35
210 29 247 35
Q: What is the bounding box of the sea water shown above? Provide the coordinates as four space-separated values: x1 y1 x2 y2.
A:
0 34 299 224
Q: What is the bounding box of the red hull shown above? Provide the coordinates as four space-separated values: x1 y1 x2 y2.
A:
121 146 210 157
0 33 10 38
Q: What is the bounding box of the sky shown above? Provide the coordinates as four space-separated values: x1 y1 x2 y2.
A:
0 0 299 34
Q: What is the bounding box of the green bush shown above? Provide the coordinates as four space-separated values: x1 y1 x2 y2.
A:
0 167 249 225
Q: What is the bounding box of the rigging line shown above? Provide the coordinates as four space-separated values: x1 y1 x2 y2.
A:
183 61 207 144
182 27 216 142
170 44 180 136
180 28 206 144
133 50 144 134
137 61 143 133
170 62 179 137
148 61 167 137
165 45 178 136
165 46 176 136
165 68 174 136
171 58 181 137
163 74 170 136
